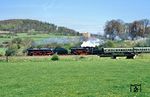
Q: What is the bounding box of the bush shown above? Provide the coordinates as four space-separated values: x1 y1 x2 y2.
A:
101 40 115 48
0 53 3 57
5 48 16 56
12 38 22 44
51 54 59 61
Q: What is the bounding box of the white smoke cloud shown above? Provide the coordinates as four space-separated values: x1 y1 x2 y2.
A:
81 38 104 47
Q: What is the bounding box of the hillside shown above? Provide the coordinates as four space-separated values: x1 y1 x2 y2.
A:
0 19 80 36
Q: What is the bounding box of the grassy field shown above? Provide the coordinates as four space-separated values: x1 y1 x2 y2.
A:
0 55 150 97
0 33 73 43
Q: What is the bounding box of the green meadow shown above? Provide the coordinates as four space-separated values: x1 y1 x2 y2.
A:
0 33 76 42
0 55 150 97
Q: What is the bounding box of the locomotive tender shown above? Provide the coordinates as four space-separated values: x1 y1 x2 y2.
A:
27 47 150 59
27 48 54 56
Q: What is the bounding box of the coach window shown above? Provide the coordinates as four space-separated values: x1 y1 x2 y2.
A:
113 49 115 52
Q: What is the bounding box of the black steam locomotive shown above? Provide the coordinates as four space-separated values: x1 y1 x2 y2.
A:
27 47 68 56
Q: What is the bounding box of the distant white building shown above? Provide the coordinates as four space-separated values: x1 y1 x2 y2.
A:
82 32 91 39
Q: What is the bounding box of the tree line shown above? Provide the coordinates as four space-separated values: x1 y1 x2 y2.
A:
104 19 150 40
0 19 80 36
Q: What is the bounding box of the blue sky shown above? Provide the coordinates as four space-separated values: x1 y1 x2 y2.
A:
0 0 150 34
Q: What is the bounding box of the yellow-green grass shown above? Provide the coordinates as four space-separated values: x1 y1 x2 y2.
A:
0 33 79 42
0 48 6 55
0 56 150 97
0 33 47 43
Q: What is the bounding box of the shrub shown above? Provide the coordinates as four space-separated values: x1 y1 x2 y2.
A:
5 48 17 62
51 54 59 61
102 40 115 48
5 48 16 56
0 53 3 57
12 38 22 44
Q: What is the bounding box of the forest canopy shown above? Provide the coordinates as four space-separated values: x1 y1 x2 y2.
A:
0 19 80 36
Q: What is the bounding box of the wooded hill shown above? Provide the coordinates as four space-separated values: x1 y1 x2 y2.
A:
0 19 80 36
